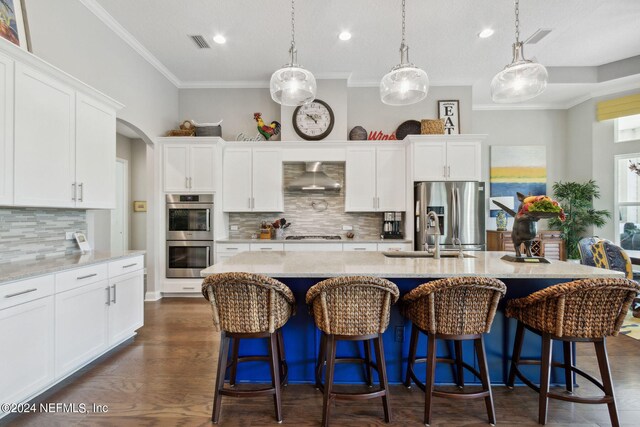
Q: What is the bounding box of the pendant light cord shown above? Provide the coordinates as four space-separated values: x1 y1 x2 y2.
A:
291 0 296 49
514 0 520 43
401 0 406 46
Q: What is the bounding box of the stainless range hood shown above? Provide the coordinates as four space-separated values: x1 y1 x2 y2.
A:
287 162 342 191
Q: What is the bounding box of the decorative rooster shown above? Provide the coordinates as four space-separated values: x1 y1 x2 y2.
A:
254 113 281 140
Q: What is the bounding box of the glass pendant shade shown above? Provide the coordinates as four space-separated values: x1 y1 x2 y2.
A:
491 42 548 103
270 65 316 106
380 45 429 106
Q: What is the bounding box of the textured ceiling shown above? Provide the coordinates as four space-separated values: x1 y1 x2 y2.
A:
93 0 640 105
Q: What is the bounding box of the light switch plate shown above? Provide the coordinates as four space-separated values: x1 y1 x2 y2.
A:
230 225 239 231
342 225 353 231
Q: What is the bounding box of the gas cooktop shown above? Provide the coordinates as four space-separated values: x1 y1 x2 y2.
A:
285 235 342 240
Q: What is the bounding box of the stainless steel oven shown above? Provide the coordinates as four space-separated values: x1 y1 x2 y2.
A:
166 194 213 241
166 241 213 278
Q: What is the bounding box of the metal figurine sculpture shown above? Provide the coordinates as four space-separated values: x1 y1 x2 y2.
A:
493 192 565 263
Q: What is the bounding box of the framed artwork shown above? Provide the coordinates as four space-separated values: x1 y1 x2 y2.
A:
438 100 460 135
0 0 31 51
133 201 147 212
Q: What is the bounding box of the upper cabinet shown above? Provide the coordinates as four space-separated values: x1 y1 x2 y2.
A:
345 145 406 212
222 146 283 212
1 41 122 209
0 52 13 206
163 143 216 193
411 136 484 182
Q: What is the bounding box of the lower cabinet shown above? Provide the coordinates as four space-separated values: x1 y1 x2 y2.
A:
108 270 144 344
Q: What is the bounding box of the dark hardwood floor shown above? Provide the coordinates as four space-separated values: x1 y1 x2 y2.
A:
8 298 640 426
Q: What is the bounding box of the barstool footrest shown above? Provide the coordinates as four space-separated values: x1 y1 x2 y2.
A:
220 387 277 398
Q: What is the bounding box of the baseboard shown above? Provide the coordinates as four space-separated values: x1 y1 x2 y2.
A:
144 291 162 301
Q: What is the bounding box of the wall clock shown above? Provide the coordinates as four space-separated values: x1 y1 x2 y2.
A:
292 99 335 140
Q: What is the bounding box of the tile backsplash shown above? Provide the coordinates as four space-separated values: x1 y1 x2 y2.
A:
0 208 86 263
229 163 383 239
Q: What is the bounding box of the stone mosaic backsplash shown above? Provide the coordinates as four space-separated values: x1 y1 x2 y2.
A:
229 163 383 239
0 208 86 263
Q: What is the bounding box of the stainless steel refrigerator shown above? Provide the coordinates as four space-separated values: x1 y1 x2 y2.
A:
414 182 485 251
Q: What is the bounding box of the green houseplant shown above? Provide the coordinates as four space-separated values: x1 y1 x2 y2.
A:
548 180 611 259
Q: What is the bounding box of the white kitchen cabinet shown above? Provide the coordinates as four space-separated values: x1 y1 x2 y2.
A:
345 146 405 212
108 269 144 345
163 144 216 193
0 52 13 205
223 147 283 212
413 138 481 182
55 280 109 377
0 295 54 408
215 242 250 264
75 93 116 208
14 63 76 207
284 243 343 252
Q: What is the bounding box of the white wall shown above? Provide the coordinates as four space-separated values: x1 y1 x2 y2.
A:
472 109 568 230
26 0 178 138
130 139 147 250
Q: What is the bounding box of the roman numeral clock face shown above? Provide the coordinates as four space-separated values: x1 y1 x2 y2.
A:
292 99 335 140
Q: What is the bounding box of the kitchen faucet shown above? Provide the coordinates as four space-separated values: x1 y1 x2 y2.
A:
423 211 441 259
453 237 464 259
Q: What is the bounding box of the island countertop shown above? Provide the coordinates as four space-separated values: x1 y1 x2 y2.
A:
201 250 622 279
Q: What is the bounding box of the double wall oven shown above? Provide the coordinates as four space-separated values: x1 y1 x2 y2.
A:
166 194 213 278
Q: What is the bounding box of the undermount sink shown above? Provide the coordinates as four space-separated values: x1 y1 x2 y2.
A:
382 251 476 259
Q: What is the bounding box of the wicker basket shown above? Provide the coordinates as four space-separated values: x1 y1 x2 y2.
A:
421 119 445 135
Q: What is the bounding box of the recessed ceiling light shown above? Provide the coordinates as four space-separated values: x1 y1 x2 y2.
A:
213 34 226 44
478 28 495 39
338 31 352 41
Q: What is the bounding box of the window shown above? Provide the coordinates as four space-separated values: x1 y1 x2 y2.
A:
616 154 640 249
615 114 640 143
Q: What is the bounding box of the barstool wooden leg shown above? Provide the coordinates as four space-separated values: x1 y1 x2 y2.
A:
424 333 437 426
374 334 391 423
268 333 283 423
212 331 230 423
595 339 620 427
228 337 240 387
454 340 464 389
316 332 327 389
563 341 573 394
364 339 373 387
475 336 496 425
322 335 337 427
404 323 419 388
538 333 553 425
507 321 525 388
277 329 288 386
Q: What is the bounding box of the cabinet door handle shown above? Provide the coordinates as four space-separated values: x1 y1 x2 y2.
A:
186 177 189 189
248 198 252 209
447 166 451 178
77 273 97 280
72 183 76 201
106 286 111 306
443 166 446 178
111 284 116 304
4 288 37 299
122 263 137 269
78 183 84 202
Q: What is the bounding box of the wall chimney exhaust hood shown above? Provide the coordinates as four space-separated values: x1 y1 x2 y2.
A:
287 162 341 191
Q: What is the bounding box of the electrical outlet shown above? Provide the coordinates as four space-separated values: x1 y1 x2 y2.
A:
394 326 404 342
230 225 239 231
342 225 353 231
65 232 75 240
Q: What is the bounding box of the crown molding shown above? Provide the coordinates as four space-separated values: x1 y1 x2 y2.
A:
180 80 270 89
472 103 567 111
79 0 182 87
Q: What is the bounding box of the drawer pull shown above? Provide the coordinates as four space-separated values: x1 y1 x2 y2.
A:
260 248 273 250
227 248 239 251
183 286 196 290
77 273 98 280
5 288 38 299
354 248 367 251
122 263 137 269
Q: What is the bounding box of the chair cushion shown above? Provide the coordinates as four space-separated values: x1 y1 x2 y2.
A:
592 241 633 279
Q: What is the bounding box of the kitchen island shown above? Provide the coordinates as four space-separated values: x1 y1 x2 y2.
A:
201 251 623 385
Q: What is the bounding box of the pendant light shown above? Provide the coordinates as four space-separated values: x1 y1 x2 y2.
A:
491 0 548 103
270 0 317 106
380 0 429 106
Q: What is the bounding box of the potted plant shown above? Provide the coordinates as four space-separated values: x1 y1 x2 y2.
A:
548 180 611 260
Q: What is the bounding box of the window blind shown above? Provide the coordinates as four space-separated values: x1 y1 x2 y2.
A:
597 93 640 121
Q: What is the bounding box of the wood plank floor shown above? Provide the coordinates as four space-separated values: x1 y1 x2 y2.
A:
8 298 640 426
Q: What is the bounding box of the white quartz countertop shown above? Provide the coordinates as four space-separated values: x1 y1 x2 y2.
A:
0 250 146 285
216 239 412 244
201 251 623 279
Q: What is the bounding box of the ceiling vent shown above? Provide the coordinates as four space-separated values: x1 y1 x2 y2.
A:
189 35 211 49
525 29 553 44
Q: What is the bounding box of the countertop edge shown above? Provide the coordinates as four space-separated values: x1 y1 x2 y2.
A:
216 239 413 244
0 250 146 286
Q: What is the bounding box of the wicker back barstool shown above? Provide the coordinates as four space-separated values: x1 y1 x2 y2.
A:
202 272 296 424
306 276 400 427
402 277 507 426
506 278 640 426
